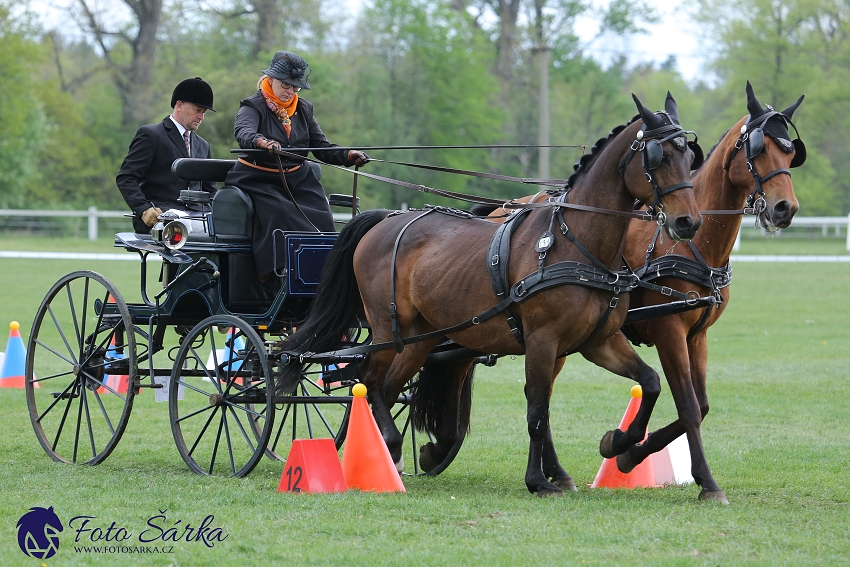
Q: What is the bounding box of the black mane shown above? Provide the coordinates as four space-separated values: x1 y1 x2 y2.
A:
565 113 650 188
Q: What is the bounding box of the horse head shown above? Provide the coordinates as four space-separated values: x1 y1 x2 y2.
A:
724 81 804 230
619 93 702 241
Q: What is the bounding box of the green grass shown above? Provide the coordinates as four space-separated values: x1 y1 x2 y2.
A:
0 237 848 565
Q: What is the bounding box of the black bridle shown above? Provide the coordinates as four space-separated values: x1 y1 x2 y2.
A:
618 121 701 221
723 109 807 220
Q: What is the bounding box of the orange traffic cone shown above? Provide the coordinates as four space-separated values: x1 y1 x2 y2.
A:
1 321 36 388
591 385 659 489
341 384 405 493
278 439 348 493
97 330 130 395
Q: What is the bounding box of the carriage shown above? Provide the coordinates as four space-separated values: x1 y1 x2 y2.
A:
24 87 803 501
24 155 483 478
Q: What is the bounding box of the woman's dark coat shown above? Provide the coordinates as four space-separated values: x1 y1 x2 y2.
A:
225 92 350 277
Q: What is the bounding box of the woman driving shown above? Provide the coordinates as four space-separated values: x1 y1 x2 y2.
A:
225 50 369 281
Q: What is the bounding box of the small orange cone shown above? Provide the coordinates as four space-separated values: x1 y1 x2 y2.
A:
277 439 348 493
341 384 405 493
591 385 659 489
97 326 129 395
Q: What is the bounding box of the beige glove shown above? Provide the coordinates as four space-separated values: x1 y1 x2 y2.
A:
257 137 282 152
347 150 370 167
141 206 162 227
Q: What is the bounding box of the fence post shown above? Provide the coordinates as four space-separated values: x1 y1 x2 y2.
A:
88 206 98 241
846 214 850 252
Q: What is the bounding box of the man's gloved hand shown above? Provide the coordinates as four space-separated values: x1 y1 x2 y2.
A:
257 137 282 153
141 207 162 227
347 150 370 167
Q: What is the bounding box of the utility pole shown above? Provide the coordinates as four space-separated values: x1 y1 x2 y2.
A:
537 44 550 186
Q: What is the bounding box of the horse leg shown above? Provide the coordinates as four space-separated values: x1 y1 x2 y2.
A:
415 359 476 473
523 340 564 497
539 357 576 491
365 340 440 472
582 332 661 459
617 330 727 503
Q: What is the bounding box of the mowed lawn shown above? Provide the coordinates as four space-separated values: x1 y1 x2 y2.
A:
0 235 848 566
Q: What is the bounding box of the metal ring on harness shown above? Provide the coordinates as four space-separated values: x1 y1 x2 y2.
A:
686 290 700 305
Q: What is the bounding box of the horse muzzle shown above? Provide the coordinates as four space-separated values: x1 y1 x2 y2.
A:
665 214 701 241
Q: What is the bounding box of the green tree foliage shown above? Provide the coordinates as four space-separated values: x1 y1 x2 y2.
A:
695 0 845 214
0 3 44 208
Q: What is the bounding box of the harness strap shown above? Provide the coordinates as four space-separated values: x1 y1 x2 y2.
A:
488 209 531 345
388 209 436 352
369 157 568 187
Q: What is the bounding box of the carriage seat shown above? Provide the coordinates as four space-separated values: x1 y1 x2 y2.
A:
212 186 253 242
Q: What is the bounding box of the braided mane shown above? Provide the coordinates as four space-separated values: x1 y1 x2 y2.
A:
565 114 641 188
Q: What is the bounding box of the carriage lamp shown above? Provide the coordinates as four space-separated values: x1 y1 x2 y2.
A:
162 220 190 250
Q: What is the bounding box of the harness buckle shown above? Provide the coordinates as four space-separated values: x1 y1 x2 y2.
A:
609 296 619 309
661 286 673 296
491 254 499 266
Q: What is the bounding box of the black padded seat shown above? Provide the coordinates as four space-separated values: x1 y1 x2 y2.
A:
212 186 254 242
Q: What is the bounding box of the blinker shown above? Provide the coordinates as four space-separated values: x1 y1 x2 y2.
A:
644 139 663 170
790 138 807 168
746 128 765 158
688 140 704 170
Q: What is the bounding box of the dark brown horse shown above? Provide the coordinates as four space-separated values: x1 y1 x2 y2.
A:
476 82 805 502
278 93 702 496
611 82 804 503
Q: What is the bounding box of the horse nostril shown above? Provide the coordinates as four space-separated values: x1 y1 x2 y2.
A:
674 216 694 235
774 200 790 218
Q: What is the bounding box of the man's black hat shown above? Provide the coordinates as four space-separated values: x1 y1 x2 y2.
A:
262 51 311 90
171 77 216 111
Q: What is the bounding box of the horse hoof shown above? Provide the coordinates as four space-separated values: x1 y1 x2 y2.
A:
395 455 404 474
419 443 437 473
551 476 577 492
536 486 565 498
699 489 729 504
616 452 637 474
599 430 617 458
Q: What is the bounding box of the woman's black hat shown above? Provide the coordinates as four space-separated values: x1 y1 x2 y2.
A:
263 51 311 90
171 77 216 111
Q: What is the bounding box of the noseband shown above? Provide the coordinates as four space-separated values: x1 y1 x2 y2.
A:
619 121 698 219
724 109 806 217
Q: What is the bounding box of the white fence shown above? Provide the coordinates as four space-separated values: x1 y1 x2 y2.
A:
733 214 850 251
1 208 849 249
0 208 355 241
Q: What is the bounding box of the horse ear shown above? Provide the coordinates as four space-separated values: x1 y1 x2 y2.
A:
665 91 680 125
780 94 805 120
633 93 661 130
745 81 765 119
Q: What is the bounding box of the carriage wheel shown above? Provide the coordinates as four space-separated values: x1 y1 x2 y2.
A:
263 355 361 461
169 315 273 477
26 271 137 465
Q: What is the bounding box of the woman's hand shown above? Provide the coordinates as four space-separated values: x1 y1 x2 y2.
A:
347 150 370 167
257 137 282 153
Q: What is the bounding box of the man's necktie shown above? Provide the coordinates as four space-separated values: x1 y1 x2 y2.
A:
183 130 191 156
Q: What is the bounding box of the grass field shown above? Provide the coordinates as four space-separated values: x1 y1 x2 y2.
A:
0 235 848 566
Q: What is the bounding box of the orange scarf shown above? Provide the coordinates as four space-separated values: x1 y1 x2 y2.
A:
261 77 298 137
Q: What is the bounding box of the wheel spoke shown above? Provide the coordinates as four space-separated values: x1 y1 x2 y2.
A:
34 338 77 367
82 386 98 459
208 413 226 474
47 304 79 364
225 404 258 451
222 408 237 475
91 389 116 435
50 379 78 450
187 406 220 456
78 278 90 364
31 370 75 383
65 282 82 351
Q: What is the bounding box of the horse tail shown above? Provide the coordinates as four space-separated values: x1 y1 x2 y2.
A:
275 209 393 395
468 203 499 217
411 357 477 439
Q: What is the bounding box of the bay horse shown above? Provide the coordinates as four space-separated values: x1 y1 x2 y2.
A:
475 82 805 502
278 93 702 496
612 82 805 503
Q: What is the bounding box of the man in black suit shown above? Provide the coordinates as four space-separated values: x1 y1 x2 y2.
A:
117 77 217 234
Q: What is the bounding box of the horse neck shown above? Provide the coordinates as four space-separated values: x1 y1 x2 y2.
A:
689 119 749 267
561 131 635 267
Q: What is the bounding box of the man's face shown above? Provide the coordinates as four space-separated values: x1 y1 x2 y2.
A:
173 101 207 131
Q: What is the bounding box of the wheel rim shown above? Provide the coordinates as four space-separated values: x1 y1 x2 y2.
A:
169 315 273 477
26 271 136 465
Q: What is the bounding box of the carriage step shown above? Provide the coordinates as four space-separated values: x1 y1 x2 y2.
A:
52 392 80 399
